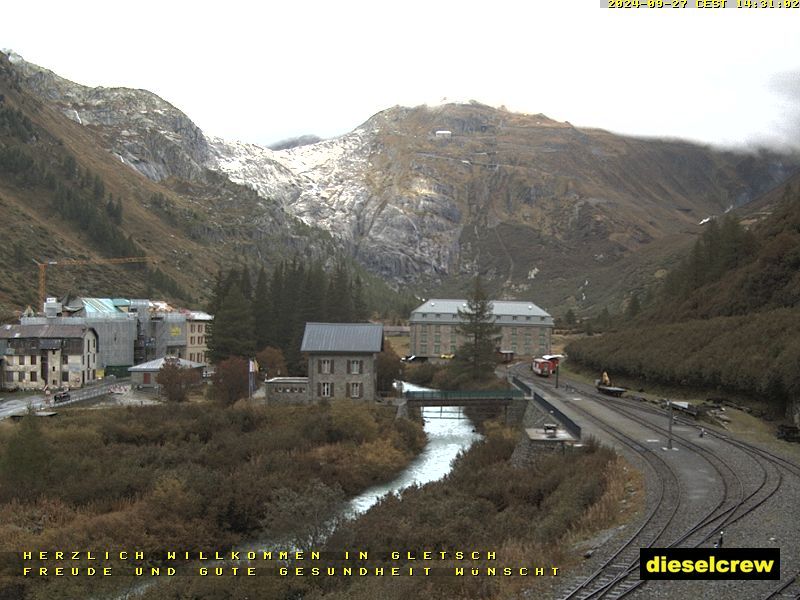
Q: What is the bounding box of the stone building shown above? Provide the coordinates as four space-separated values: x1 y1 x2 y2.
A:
0 323 99 390
409 299 553 361
265 322 383 403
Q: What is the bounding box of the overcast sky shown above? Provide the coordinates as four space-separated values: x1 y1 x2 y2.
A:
3 0 799 149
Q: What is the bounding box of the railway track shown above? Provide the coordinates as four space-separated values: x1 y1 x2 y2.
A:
510 365 798 600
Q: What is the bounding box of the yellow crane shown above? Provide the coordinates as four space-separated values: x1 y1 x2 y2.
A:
34 256 152 309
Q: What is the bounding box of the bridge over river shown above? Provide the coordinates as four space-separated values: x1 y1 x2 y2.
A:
402 389 525 419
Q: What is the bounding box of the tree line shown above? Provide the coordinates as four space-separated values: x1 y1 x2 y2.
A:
567 185 800 412
206 259 371 374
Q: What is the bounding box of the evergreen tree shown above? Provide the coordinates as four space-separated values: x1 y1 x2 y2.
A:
240 264 253 301
353 274 368 321
327 263 354 322
627 293 641 319
252 267 271 350
454 276 500 379
206 284 257 363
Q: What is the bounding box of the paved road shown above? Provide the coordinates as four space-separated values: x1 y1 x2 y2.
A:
0 379 131 420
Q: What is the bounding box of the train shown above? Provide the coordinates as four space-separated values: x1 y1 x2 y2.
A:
532 355 563 377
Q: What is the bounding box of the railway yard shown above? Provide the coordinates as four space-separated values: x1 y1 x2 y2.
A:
510 363 800 600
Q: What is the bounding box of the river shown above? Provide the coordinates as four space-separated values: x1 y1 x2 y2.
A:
106 381 480 599
345 381 483 517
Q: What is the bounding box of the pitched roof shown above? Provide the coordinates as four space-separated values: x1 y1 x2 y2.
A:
128 357 206 372
300 323 383 353
411 299 550 318
0 323 93 339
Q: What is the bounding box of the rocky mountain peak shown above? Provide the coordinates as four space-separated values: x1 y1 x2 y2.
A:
6 51 210 182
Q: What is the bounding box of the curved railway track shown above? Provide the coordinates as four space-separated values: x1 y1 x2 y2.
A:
510 365 799 600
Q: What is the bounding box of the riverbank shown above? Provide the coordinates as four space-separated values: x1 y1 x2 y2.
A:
0 400 426 600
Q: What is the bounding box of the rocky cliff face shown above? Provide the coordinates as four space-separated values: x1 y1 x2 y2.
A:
9 52 797 308
8 52 210 182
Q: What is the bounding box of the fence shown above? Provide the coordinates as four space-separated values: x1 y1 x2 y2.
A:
510 376 582 439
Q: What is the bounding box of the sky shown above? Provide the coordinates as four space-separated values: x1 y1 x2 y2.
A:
2 0 800 149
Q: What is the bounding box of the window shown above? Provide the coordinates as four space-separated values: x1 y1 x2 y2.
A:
420 344 428 354
62 353 68 365
434 325 440 332
5 372 12 383
190 336 195 345
61 372 69 382
450 343 456 353
19 356 25 366
512 316 517 321
320 359 332 374
348 360 362 375
31 355 37 365
434 344 440 354
191 324 195 333
320 382 332 397
350 382 362 398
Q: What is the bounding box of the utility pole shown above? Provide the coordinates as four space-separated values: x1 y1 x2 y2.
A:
667 400 674 450
555 362 559 389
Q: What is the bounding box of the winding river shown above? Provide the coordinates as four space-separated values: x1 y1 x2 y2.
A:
345 381 483 517
106 382 480 599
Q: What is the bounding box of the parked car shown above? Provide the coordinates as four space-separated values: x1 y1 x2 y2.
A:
53 390 70 403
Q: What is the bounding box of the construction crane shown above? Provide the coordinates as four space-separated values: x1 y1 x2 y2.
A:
34 256 152 309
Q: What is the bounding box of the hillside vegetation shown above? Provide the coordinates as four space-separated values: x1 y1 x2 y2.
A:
0 402 425 600
568 183 800 417
0 52 408 317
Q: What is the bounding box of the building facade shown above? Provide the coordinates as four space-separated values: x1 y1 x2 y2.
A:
22 298 213 376
128 356 204 389
0 324 99 390
266 323 383 404
185 311 212 365
302 323 383 402
409 299 553 360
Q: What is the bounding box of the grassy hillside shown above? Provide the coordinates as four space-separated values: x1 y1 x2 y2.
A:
361 103 797 311
0 53 410 318
567 180 800 417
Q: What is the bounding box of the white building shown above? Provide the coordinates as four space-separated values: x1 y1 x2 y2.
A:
0 324 99 390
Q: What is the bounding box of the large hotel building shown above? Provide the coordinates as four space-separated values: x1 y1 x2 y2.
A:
409 299 554 360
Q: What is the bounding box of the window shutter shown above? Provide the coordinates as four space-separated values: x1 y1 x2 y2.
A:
330 383 334 397
331 360 334 374
360 360 364 374
317 382 321 397
347 360 351 374
317 360 321 374
358 383 363 399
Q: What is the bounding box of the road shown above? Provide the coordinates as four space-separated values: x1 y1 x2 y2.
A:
0 379 132 420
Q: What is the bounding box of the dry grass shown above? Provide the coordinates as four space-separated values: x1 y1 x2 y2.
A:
568 454 644 541
386 335 410 357
722 408 800 461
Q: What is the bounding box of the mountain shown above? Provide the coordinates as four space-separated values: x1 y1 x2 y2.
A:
3 52 798 317
566 179 800 423
208 102 797 310
0 51 337 316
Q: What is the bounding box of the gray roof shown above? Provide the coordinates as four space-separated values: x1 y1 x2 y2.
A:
129 357 205 372
300 323 383 353
411 299 551 318
0 323 94 339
